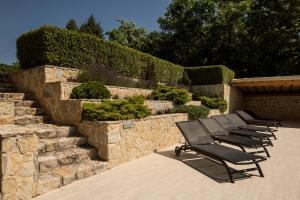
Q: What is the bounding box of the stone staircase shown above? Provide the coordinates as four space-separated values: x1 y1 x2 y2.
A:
0 74 107 196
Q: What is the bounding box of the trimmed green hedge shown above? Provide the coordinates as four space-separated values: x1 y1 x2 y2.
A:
184 65 235 85
17 25 183 83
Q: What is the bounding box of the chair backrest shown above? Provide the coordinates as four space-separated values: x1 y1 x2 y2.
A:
211 115 236 129
236 110 254 121
176 121 214 145
198 118 229 136
225 113 247 126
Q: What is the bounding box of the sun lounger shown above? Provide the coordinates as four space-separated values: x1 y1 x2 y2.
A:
224 113 277 140
175 120 266 183
236 110 281 128
198 118 270 157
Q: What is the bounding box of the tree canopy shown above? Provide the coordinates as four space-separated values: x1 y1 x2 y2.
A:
151 0 299 77
106 19 148 51
66 19 78 31
79 15 104 38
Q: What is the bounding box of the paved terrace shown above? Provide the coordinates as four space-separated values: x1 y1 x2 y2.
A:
36 121 300 200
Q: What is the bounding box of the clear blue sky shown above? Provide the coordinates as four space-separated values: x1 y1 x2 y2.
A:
0 0 171 64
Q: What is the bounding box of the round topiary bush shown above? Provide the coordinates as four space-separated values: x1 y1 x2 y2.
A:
70 81 111 99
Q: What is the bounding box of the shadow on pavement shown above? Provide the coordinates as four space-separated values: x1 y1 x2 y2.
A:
156 149 251 183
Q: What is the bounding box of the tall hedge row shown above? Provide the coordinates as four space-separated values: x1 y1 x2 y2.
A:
184 65 235 85
17 25 183 83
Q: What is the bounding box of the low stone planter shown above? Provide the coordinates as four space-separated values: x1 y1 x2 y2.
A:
78 113 188 167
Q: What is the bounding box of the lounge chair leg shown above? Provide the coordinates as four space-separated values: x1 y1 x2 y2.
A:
271 132 277 140
253 160 264 177
238 145 246 152
267 137 273 147
262 145 270 157
221 160 234 183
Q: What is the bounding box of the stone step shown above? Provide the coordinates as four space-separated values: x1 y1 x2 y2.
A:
0 74 11 83
34 125 78 139
0 83 17 92
38 147 98 173
14 100 36 107
35 160 108 196
14 115 50 125
14 107 45 116
38 137 87 153
0 92 26 100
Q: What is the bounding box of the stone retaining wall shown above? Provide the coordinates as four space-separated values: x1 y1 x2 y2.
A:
0 128 38 199
244 94 300 120
78 113 188 167
10 66 158 125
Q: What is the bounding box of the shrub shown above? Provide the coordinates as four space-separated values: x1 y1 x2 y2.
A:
70 81 111 99
81 96 151 121
194 95 228 113
151 85 189 105
17 25 183 84
171 105 210 119
0 63 20 74
184 65 235 85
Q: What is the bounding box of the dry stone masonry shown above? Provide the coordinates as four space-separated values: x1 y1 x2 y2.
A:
0 73 107 199
1 66 196 199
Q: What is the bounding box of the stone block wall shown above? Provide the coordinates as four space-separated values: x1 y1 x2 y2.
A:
0 130 38 199
244 94 300 120
78 113 188 167
0 100 14 125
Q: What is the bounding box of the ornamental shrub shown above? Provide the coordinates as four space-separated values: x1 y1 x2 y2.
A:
151 85 189 105
81 96 151 121
184 65 235 85
193 94 228 113
171 105 210 119
70 81 111 99
17 25 183 84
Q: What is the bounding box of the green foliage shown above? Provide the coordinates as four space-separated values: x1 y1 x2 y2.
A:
185 65 235 85
70 81 111 99
153 0 299 77
0 63 20 74
193 95 228 113
151 85 189 105
17 25 183 84
81 96 151 121
66 19 78 31
79 15 104 38
107 19 148 51
171 105 210 119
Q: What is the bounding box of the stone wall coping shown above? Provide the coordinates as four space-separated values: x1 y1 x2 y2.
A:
13 65 79 75
0 125 35 138
81 113 188 125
